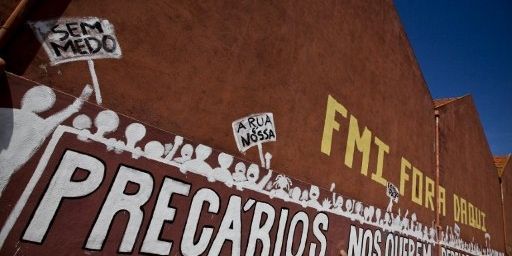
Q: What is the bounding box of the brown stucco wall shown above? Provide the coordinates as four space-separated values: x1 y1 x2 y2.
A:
2 0 508 254
1 0 436 219
436 96 505 251
501 159 512 255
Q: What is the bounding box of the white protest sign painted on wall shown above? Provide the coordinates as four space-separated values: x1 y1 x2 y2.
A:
386 182 399 200
386 182 399 212
29 17 122 105
232 113 276 152
30 17 121 65
232 113 276 168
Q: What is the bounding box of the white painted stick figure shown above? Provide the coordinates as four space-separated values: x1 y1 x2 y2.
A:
400 210 409 231
232 162 247 191
180 144 213 179
212 153 234 186
333 195 344 213
0 84 92 196
363 206 375 223
454 223 460 238
93 110 119 138
300 189 309 207
124 122 146 159
386 196 398 213
391 208 402 230
72 114 92 141
163 135 183 162
92 110 120 152
124 123 146 148
72 114 92 130
485 233 491 249
345 200 354 220
289 187 301 201
144 141 165 159
307 185 322 209
242 163 272 191
374 208 382 224
354 201 364 223
174 144 193 164
330 183 344 213
383 213 392 229
322 198 332 210
270 174 292 200
421 226 428 241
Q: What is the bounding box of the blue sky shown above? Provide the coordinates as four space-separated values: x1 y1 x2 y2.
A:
394 0 512 156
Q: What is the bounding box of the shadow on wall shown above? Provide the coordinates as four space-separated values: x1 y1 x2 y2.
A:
0 0 72 74
0 71 13 151
0 80 92 196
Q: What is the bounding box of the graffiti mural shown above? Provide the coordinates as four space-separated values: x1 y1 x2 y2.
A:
0 75 504 255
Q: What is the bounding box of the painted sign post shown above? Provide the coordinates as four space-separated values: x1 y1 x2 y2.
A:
30 17 122 104
232 113 276 167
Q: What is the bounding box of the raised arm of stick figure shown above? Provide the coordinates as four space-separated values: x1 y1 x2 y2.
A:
256 168 272 191
0 85 91 196
164 135 183 161
45 84 93 134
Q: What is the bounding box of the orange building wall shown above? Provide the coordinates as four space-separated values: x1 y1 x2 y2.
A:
436 96 505 252
500 158 512 255
2 0 437 219
0 0 508 254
